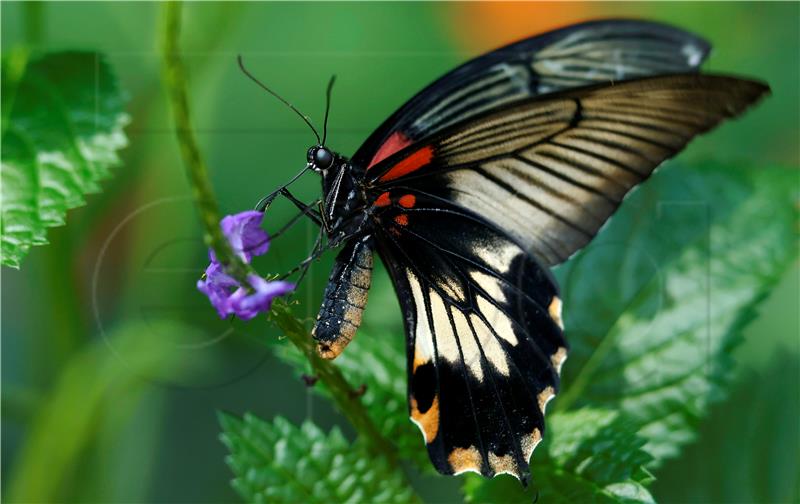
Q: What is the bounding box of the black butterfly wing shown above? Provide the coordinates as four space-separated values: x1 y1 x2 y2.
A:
363 74 768 479
367 74 769 267
372 192 566 480
352 19 710 171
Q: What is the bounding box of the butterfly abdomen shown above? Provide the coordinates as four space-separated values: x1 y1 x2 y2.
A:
312 236 373 359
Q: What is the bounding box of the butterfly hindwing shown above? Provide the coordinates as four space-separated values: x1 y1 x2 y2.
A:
353 19 710 171
373 192 567 479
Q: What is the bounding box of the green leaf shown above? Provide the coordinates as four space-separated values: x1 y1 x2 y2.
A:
219 413 415 503
273 324 430 469
463 408 655 504
1 51 128 267
652 350 800 503
555 163 798 462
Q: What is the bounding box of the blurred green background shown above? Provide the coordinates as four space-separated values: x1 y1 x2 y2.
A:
2 2 798 502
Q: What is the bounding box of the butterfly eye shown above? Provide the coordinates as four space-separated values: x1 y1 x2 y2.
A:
314 147 334 169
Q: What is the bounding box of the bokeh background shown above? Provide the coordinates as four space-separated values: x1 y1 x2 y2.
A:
2 2 798 503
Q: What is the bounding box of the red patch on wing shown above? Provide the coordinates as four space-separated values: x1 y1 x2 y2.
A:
374 192 391 207
394 214 409 226
367 131 413 170
398 194 416 208
379 146 435 182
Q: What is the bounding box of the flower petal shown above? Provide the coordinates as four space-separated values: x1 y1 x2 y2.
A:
205 262 237 289
220 210 269 262
197 276 233 318
228 275 294 320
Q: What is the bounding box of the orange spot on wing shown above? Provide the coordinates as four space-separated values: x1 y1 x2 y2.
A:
379 146 434 182
374 192 391 207
398 194 416 208
411 395 440 444
448 446 482 474
367 131 413 170
394 214 409 226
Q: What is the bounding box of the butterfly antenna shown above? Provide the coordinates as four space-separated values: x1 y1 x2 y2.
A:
322 74 336 145
237 55 321 144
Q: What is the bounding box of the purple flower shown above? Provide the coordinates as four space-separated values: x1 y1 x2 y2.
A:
227 275 295 320
197 210 293 319
197 262 238 318
210 210 270 263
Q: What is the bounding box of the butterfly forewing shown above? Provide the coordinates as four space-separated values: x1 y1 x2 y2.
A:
368 75 769 266
353 19 710 170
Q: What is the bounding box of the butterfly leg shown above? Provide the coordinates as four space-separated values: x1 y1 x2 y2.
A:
256 188 322 227
271 198 323 241
278 231 328 281
288 229 325 290
279 189 322 226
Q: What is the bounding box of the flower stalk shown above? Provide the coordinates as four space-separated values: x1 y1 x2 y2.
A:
269 301 399 463
159 0 401 470
160 0 252 285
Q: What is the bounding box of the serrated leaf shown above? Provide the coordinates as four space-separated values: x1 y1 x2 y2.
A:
219 413 415 503
463 408 655 504
1 51 129 267
273 324 430 469
555 163 798 463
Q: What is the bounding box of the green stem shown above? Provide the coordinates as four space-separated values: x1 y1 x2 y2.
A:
270 301 399 465
159 0 403 474
159 0 251 285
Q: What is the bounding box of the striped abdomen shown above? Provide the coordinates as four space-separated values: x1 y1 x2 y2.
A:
312 236 373 359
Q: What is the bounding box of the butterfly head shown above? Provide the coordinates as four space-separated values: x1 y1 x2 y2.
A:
307 145 335 173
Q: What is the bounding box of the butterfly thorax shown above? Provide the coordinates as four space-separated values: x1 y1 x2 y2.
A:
314 149 369 246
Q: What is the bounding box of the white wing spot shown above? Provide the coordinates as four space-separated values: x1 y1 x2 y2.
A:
471 314 509 376
472 239 520 275
476 295 518 346
469 270 507 303
451 308 483 381
439 274 466 302
429 290 459 364
407 270 434 361
683 44 703 66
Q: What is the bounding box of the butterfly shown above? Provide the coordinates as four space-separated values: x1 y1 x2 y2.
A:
246 19 769 481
